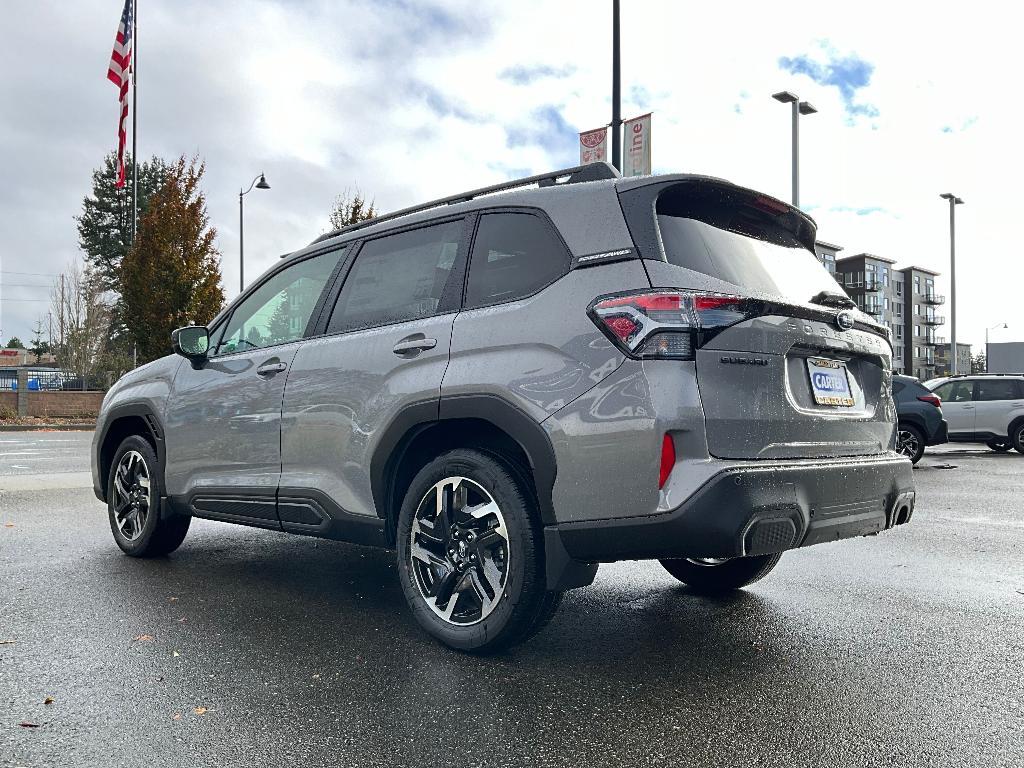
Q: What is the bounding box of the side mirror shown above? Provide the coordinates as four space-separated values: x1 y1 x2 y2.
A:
171 326 210 364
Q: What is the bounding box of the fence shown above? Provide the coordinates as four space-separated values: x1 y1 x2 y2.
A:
0 368 110 392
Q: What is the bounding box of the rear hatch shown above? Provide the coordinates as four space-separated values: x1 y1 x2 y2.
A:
617 179 894 460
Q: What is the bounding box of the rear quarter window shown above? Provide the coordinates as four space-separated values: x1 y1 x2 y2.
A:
464 212 569 308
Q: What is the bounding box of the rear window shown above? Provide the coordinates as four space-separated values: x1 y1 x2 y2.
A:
655 185 842 304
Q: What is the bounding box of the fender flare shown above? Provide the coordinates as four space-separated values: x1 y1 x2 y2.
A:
95 403 166 501
370 394 558 528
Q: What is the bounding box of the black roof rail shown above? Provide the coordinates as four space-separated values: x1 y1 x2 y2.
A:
308 162 620 247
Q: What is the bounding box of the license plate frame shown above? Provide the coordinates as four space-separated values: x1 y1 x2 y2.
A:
806 357 855 407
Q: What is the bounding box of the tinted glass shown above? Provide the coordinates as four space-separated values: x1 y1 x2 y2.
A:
933 380 974 402
215 250 341 355
975 380 1020 401
656 186 841 305
329 221 460 333
465 213 569 308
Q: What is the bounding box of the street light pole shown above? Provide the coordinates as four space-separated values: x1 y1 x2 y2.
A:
611 0 621 171
238 172 271 294
986 323 1008 373
772 91 817 208
940 193 964 374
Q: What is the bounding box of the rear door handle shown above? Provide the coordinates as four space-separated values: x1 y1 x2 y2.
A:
392 336 437 355
256 361 288 376
962 405 974 409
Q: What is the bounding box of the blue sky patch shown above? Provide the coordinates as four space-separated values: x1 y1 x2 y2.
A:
779 44 878 119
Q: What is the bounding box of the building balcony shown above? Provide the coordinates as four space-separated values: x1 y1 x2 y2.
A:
863 305 884 317
926 335 946 346
923 315 944 326
923 293 945 305
846 279 884 292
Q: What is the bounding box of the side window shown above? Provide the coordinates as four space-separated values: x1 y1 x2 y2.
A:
465 213 569 309
328 220 461 333
934 381 973 403
975 380 1019 401
215 249 341 356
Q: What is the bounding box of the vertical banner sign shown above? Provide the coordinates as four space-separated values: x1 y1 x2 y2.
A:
579 127 608 165
622 113 652 176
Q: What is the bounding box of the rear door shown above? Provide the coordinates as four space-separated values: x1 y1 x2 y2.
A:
279 218 467 528
973 378 1023 437
622 180 894 460
931 380 976 437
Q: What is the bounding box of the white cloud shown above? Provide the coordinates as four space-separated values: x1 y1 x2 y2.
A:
0 0 1020 351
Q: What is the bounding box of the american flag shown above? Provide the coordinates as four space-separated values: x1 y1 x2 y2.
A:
107 0 134 189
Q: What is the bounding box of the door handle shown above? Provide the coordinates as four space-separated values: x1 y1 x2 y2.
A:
962 405 974 409
392 336 437 355
256 361 288 376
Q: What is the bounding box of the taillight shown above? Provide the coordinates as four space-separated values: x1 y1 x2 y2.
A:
589 290 752 359
917 394 942 407
659 433 675 489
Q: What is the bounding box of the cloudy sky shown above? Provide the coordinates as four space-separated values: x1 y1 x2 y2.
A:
1 1 1019 349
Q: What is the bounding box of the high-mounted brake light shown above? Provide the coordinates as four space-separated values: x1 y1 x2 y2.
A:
917 394 942 407
589 290 753 360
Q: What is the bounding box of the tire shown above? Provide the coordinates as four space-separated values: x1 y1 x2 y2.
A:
1013 422 1024 454
896 423 926 464
107 435 190 557
986 439 1013 453
659 553 783 595
395 448 561 653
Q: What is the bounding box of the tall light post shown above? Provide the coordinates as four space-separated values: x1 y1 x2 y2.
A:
610 0 621 171
986 322 1008 373
239 172 271 293
940 193 964 374
771 91 817 208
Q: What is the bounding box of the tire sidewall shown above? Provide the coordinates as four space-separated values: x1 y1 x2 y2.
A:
107 435 164 555
395 449 536 651
1013 423 1024 453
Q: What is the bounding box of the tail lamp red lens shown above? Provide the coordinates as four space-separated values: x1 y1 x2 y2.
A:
589 291 751 360
659 433 675 489
917 394 942 407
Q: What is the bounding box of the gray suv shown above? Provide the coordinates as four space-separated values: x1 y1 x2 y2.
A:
92 163 915 652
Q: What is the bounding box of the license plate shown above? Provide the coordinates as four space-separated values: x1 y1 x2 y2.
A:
806 358 854 407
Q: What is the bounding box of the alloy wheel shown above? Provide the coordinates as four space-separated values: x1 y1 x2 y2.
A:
409 476 510 626
896 428 921 460
111 450 152 542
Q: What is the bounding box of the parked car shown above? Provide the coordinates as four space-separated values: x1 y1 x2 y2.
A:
91 163 915 652
892 374 947 463
928 374 1024 452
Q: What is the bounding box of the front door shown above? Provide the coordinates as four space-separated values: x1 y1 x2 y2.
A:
163 249 343 523
932 379 976 438
280 218 466 527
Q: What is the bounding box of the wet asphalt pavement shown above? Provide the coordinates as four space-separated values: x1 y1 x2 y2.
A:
1 432 1022 767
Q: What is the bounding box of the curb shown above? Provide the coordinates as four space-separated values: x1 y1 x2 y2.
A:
0 423 96 432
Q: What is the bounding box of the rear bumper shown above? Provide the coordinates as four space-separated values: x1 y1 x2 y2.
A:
928 419 949 446
556 453 915 563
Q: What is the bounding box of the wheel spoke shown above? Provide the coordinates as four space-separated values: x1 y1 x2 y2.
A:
431 567 462 611
411 538 447 568
469 569 496 614
473 527 506 552
138 475 150 490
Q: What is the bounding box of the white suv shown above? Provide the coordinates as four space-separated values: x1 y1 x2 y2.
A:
928 375 1024 453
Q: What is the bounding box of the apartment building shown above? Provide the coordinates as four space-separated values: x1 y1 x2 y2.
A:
933 342 972 377
825 252 950 379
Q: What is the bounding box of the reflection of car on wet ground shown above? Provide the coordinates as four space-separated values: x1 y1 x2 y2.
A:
92 162 915 653
892 374 947 463
927 374 1024 453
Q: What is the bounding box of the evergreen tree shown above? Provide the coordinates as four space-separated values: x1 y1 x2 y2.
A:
29 320 49 363
121 156 225 363
5 337 24 349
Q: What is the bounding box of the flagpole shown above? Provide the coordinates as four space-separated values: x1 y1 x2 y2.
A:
131 0 138 243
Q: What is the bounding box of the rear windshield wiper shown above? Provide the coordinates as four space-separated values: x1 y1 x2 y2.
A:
809 290 856 310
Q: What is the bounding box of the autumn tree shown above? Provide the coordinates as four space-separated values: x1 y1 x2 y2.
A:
121 157 225 363
328 188 377 231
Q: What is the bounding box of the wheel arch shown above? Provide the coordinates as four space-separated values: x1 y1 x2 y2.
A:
1007 414 1024 439
97 405 165 502
371 395 557 545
